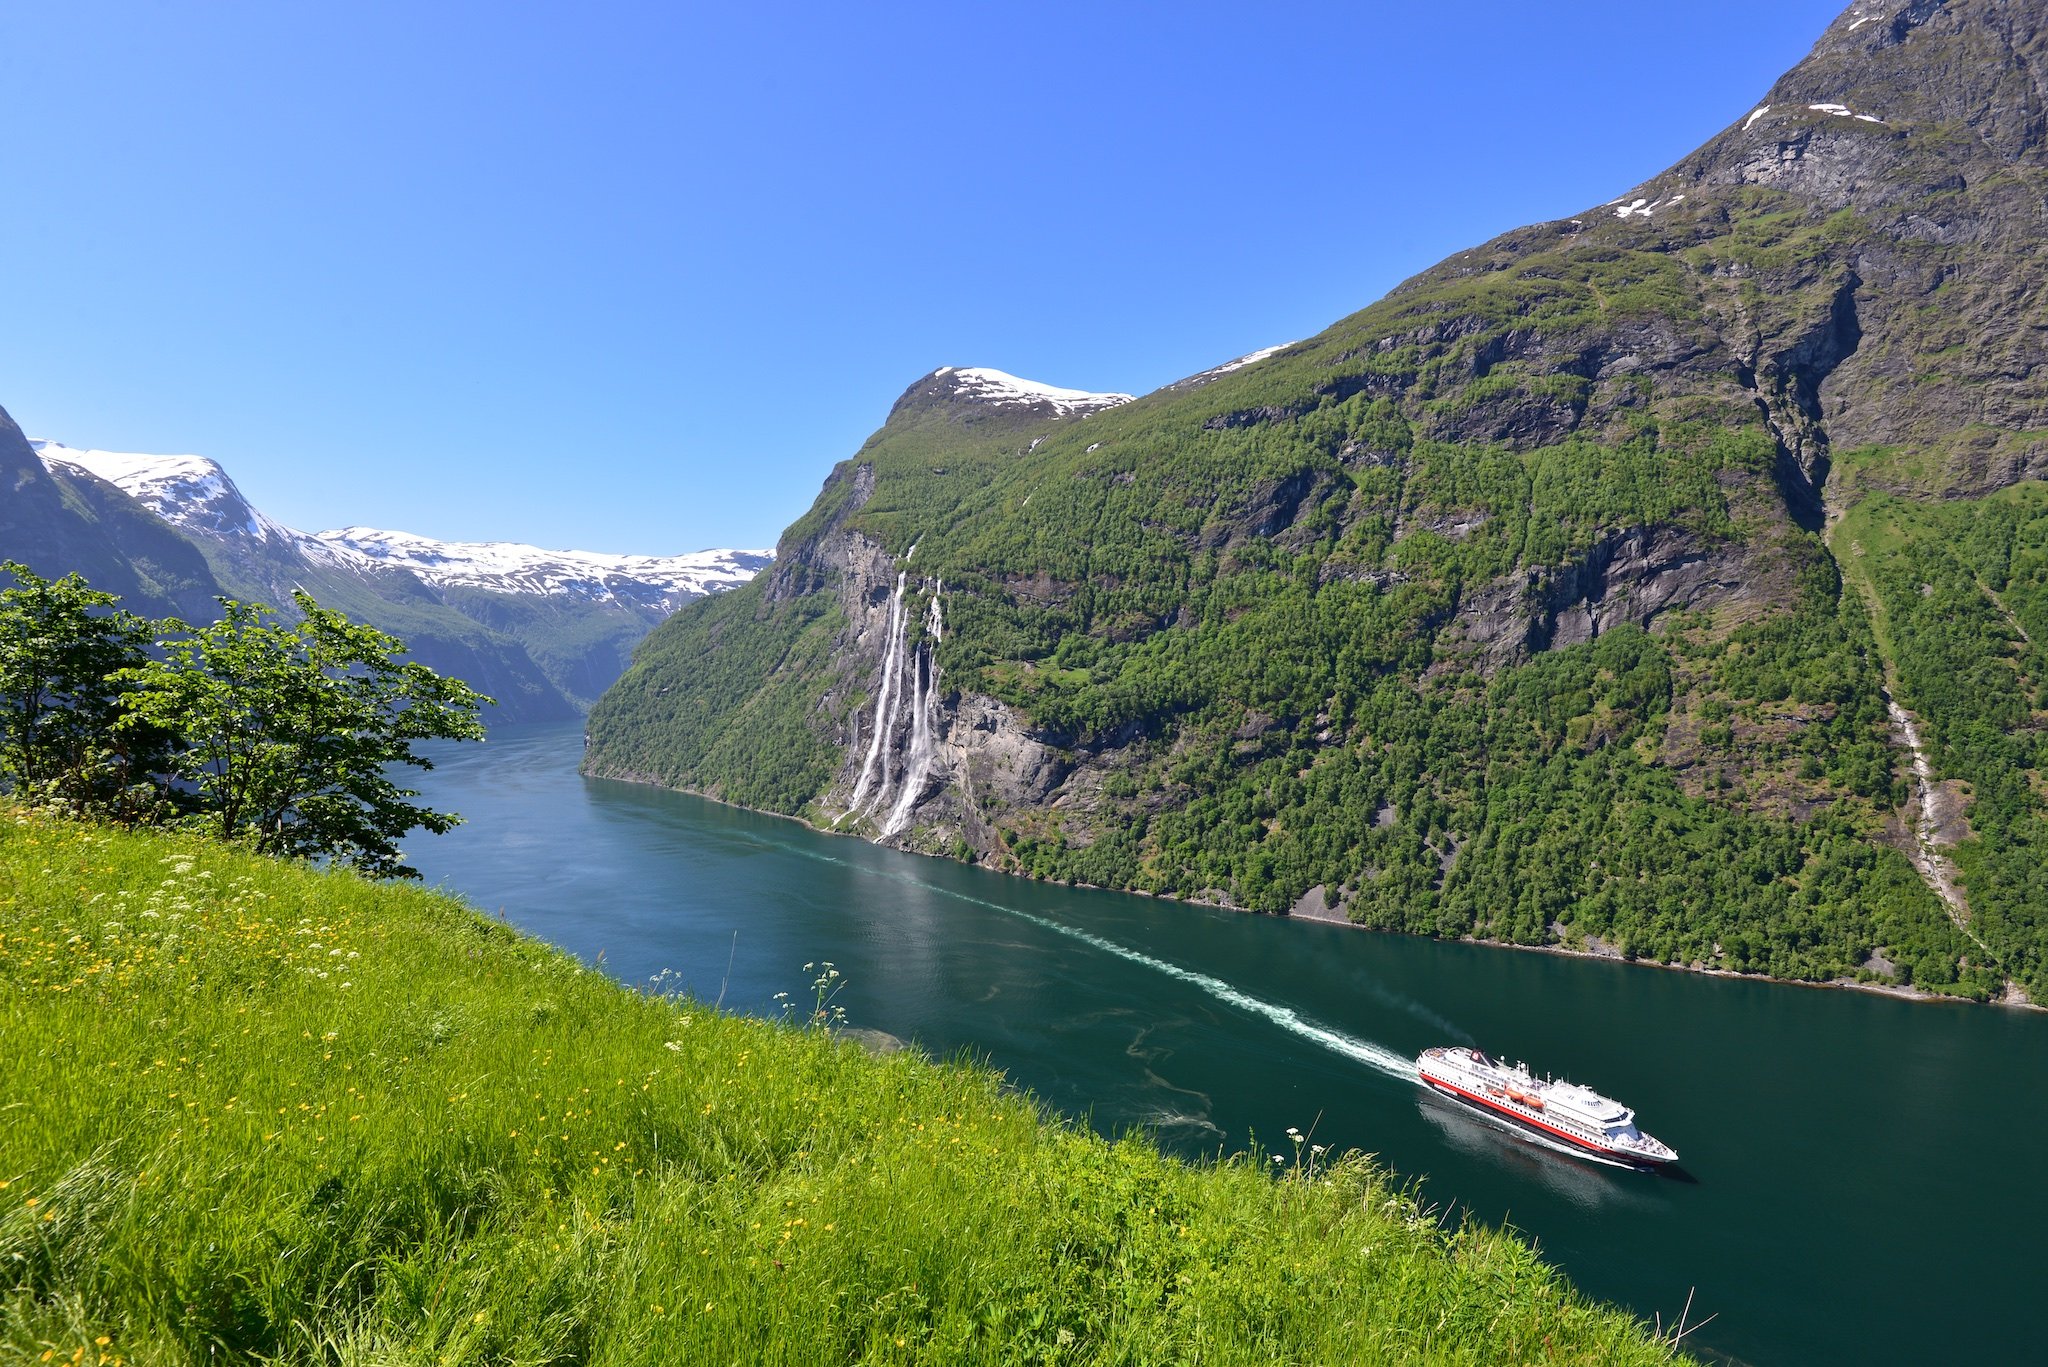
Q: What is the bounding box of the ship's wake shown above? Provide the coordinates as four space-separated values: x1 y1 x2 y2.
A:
994 900 1421 1085
719 828 1423 1085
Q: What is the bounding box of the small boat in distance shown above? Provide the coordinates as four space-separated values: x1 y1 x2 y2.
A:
1416 1046 1677 1167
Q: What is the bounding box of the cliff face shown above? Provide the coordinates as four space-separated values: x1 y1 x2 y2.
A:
591 0 2048 1000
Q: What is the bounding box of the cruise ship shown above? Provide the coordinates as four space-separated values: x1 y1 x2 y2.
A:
1415 1047 1678 1167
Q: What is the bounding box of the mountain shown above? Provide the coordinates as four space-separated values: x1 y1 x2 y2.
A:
309 528 772 703
0 409 227 622
588 0 2048 1003
6 421 770 721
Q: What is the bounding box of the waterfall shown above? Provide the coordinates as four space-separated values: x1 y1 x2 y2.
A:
882 590 944 837
843 573 907 819
842 568 947 838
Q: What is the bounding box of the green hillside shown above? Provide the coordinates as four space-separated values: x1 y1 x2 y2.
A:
589 0 2048 1002
0 806 1681 1364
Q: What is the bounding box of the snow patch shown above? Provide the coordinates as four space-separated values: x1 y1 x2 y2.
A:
1169 342 1298 391
1809 102 1883 123
1200 343 1292 378
1743 105 1772 131
945 367 1133 416
1612 191 1689 221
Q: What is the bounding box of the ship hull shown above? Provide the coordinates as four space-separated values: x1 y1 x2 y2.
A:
1420 1071 1676 1168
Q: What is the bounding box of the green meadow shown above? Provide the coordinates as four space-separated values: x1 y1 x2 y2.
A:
0 806 1683 1364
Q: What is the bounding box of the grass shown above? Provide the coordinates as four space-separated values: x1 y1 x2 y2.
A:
0 807 1686 1365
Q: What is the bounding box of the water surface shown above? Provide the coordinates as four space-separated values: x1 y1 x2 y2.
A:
407 722 2048 1367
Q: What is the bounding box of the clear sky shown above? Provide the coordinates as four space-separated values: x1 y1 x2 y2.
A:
2 0 1848 555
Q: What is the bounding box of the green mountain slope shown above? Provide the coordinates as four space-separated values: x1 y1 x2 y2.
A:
590 0 2048 1000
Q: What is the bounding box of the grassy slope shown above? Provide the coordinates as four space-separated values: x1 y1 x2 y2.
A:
0 810 1681 1366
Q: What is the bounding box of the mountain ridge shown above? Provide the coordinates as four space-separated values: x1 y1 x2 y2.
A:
585 0 2045 1001
8 420 771 720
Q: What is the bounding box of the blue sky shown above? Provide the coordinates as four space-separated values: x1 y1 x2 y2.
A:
2 1 1847 554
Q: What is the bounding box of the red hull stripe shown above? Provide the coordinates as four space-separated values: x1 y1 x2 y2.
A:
1424 1073 1665 1163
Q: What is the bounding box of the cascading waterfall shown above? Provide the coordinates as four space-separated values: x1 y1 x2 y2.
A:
842 573 907 821
836 560 949 838
881 587 944 837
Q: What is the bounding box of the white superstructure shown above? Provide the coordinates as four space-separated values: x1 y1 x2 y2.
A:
1416 1046 1677 1166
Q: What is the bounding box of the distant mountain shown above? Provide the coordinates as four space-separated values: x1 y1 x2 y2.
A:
6 420 770 721
0 409 225 623
315 528 768 612
590 0 2048 1003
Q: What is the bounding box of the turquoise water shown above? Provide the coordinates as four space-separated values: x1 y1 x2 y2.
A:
407 722 2048 1366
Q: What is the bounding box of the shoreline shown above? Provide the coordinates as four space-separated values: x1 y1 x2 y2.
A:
580 757 2040 1014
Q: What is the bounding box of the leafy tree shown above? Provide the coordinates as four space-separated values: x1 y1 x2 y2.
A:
0 560 166 817
122 591 491 877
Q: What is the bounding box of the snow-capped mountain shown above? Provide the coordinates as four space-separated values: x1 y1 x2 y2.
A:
32 440 330 556
315 527 770 611
30 440 769 608
25 435 773 720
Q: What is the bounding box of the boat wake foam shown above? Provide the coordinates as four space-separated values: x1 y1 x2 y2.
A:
723 831 1423 1085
